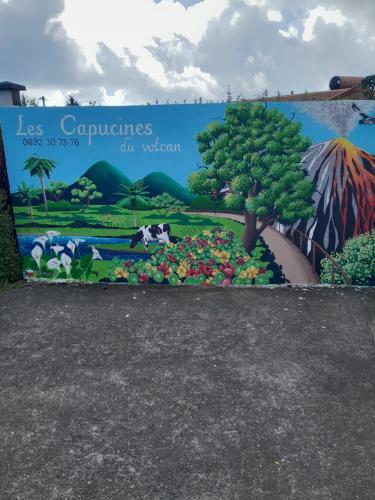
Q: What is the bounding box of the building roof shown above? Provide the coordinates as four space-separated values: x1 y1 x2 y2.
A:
244 77 368 102
0 81 26 91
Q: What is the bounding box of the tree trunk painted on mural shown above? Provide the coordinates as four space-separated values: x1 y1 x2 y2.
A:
39 175 48 216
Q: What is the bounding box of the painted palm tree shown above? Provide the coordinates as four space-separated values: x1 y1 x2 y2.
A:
115 181 150 227
16 182 41 219
23 156 57 215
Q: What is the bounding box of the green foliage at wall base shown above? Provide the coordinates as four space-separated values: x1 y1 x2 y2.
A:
320 231 375 286
0 189 22 284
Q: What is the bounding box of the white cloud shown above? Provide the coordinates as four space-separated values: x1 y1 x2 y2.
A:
1 0 374 105
58 0 230 76
230 11 241 26
168 65 217 94
253 71 269 91
303 6 347 42
100 87 127 105
279 26 298 38
242 0 268 6
267 9 282 22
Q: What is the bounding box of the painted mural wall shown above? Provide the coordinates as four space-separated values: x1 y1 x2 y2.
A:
0 101 374 286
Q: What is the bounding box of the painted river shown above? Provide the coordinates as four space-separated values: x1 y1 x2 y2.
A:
18 235 150 262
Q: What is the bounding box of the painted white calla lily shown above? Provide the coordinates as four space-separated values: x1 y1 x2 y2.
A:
51 244 65 255
91 246 103 260
31 245 43 268
67 240 76 255
47 258 61 271
73 238 85 246
32 236 48 249
46 230 61 243
61 253 72 276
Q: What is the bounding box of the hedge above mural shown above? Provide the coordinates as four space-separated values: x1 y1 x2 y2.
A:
0 101 374 286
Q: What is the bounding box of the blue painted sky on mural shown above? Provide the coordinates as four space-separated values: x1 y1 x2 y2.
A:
1 103 375 193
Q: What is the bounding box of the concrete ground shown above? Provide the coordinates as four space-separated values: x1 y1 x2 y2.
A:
0 284 374 500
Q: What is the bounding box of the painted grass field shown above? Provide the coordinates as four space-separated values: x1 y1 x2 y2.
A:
14 205 244 240
13 203 287 286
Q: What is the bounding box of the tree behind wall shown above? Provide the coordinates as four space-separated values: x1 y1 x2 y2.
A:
362 75 375 99
66 95 80 106
0 130 22 284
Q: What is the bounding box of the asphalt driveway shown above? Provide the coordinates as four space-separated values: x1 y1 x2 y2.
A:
0 284 374 499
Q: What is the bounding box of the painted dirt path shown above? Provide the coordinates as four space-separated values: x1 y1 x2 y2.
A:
187 212 319 284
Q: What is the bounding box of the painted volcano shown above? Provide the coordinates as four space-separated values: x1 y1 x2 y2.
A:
295 138 375 254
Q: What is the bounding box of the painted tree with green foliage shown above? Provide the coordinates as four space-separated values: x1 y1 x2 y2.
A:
16 182 41 219
150 193 187 216
115 181 150 227
71 177 103 212
47 181 68 202
24 156 56 215
188 103 314 253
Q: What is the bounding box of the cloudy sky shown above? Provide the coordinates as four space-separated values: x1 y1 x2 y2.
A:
0 0 374 105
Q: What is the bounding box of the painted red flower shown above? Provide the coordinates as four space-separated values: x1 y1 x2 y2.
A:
139 273 149 283
157 263 170 276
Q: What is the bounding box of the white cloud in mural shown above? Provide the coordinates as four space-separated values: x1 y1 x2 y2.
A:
296 101 375 137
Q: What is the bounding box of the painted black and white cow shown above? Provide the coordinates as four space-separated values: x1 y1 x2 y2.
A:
130 224 172 249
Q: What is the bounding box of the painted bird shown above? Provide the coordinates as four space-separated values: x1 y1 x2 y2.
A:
352 103 375 125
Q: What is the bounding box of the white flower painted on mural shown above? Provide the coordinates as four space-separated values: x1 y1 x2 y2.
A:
31 244 43 268
60 253 72 276
73 238 85 246
24 269 34 278
46 230 61 244
91 246 103 260
67 240 76 255
47 258 61 272
51 244 65 255
32 236 48 249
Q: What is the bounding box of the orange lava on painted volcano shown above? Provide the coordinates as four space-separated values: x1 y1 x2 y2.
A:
296 138 375 253
329 138 375 238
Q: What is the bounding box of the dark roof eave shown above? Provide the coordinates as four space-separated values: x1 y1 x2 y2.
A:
0 81 26 91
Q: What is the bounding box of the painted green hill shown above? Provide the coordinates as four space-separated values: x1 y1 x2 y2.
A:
65 160 132 204
142 172 194 204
